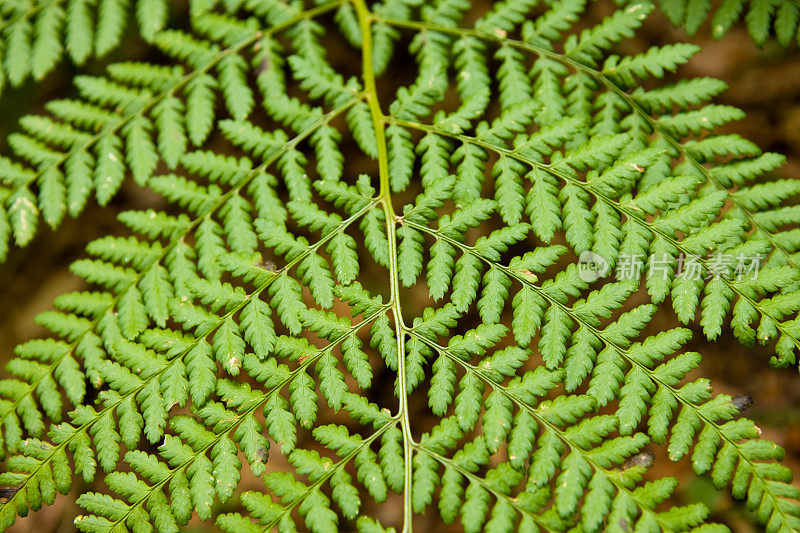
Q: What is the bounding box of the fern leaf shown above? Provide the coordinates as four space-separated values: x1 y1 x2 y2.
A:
0 3 799 533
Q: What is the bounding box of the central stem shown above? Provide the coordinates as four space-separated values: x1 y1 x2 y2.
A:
351 0 414 531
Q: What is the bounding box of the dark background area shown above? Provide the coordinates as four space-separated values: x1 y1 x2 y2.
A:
1 4 799 532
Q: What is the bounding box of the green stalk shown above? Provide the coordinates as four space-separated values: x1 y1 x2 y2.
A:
351 0 415 531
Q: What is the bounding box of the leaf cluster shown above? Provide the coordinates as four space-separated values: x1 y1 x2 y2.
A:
0 1 798 533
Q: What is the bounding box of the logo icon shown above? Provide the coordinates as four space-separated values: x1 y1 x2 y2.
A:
577 251 609 282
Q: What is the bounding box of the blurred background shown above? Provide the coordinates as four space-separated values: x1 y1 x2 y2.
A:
0 2 799 531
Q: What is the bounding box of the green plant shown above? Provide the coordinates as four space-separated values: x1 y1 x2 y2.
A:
0 0 799 532
0 0 173 96
653 0 800 45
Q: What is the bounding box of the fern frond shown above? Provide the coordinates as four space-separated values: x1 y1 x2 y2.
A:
0 0 175 92
1 1 799 533
652 0 800 46
0 0 345 260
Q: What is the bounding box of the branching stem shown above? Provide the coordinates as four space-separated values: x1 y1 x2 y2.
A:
374 15 797 271
388 115 800 357
352 0 415 531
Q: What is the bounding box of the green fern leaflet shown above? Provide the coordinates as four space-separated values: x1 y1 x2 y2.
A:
0 0 174 95
652 0 800 46
0 0 800 532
